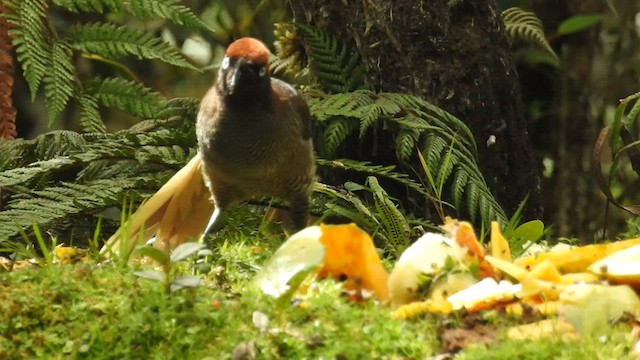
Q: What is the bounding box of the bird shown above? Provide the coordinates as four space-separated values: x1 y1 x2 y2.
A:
197 37 316 237
101 37 315 256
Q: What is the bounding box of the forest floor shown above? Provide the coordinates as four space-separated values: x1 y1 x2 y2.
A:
1 224 638 360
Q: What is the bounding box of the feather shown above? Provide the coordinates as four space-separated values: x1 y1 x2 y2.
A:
101 154 214 257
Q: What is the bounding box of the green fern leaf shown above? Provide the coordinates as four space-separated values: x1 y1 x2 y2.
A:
67 23 197 70
322 118 357 157
5 0 50 98
422 134 447 171
316 158 427 196
395 128 419 163
502 7 558 60
44 41 77 125
51 0 106 12
450 167 468 209
118 0 212 31
294 23 365 93
78 94 107 133
368 177 411 256
34 130 87 160
0 179 138 240
307 89 506 226
52 0 211 31
86 77 164 119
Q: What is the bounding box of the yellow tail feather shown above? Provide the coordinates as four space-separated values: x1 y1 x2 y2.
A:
101 154 214 257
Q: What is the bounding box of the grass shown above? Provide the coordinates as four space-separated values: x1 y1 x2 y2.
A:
0 217 637 359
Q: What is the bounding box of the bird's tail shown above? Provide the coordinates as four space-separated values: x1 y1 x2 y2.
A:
100 154 214 257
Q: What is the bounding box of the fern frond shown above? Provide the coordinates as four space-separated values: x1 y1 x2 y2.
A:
86 77 164 119
34 130 87 160
294 23 365 93
51 0 107 12
0 139 28 171
118 0 212 31
67 23 197 70
368 177 411 256
5 0 50 98
316 158 427 195
307 90 507 225
450 167 469 209
0 179 138 240
395 128 419 163
322 117 357 157
52 0 211 31
78 94 106 133
44 41 77 125
502 7 557 59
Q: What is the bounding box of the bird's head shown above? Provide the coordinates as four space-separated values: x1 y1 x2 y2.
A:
218 37 271 99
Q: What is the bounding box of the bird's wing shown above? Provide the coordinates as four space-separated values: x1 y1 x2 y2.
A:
101 154 214 257
271 78 312 140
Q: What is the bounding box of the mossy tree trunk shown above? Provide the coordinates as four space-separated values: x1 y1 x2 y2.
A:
291 0 541 218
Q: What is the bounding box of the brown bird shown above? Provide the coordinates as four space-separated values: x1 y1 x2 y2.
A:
102 37 315 255
198 37 315 236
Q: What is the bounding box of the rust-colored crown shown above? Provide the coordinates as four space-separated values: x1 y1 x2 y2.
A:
225 37 270 67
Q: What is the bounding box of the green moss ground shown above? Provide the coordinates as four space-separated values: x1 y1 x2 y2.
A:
0 233 636 359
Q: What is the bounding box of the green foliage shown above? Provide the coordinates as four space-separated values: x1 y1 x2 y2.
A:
283 23 366 92
134 242 205 294
593 91 640 234
273 23 507 227
557 14 603 36
501 7 558 60
0 0 209 244
67 23 197 70
307 90 507 225
315 178 438 257
0 99 199 245
4 0 208 128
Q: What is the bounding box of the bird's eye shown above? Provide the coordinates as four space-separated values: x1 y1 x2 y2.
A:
258 66 266 77
221 57 230 70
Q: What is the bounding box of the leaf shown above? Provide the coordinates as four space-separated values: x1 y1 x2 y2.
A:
501 7 557 60
86 77 164 118
78 94 106 133
5 0 50 98
294 23 366 92
68 23 198 70
511 220 544 244
133 269 166 282
170 242 205 263
170 275 202 291
591 126 640 215
44 41 76 125
557 14 603 36
136 245 169 264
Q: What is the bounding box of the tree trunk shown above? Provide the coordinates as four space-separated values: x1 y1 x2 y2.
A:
291 0 541 218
